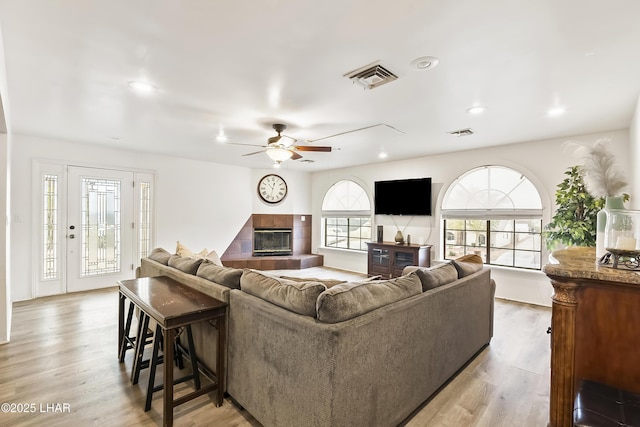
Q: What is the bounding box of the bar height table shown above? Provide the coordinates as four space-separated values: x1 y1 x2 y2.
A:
118 276 227 427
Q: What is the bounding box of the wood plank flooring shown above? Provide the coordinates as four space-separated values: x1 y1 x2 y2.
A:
0 270 551 427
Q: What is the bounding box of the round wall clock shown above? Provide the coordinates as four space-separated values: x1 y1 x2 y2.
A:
258 174 288 204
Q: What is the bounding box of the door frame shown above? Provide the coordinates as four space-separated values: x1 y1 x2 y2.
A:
32 159 156 298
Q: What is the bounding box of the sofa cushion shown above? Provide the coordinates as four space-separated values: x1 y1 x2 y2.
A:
240 269 326 317
278 275 347 289
452 254 484 278
148 247 172 265
196 260 242 289
316 272 422 323
410 262 459 291
168 255 204 275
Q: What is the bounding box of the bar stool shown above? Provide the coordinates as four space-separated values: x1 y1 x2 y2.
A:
145 324 201 411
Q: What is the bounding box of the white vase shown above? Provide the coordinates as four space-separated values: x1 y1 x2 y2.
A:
596 196 625 259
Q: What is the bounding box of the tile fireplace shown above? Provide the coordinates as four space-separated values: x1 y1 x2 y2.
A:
253 228 293 256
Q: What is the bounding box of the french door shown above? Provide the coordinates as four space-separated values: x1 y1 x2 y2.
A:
35 163 154 297
66 167 135 292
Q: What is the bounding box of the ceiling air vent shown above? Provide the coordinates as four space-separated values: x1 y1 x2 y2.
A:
344 61 398 90
448 128 475 137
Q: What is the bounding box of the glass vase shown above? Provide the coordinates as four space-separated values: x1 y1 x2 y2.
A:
596 196 625 259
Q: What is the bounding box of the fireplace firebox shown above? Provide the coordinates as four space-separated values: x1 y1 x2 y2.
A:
253 228 293 256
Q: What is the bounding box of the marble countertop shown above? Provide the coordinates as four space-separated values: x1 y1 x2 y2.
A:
543 246 640 285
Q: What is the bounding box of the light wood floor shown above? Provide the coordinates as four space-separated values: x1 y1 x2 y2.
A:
0 270 551 427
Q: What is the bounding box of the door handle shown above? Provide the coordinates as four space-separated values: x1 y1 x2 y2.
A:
69 234 75 239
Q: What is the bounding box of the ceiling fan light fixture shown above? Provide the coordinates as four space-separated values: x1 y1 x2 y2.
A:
266 147 293 162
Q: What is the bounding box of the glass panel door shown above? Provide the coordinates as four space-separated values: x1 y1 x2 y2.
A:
67 167 134 292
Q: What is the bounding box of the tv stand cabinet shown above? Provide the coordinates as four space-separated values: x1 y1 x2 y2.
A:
366 242 431 279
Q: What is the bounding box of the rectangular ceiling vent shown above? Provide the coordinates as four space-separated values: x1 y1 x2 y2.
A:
448 128 475 137
344 61 398 90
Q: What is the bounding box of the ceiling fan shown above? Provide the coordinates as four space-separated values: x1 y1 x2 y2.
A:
236 124 333 163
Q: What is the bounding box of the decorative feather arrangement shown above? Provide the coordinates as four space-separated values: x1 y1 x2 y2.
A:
580 138 628 197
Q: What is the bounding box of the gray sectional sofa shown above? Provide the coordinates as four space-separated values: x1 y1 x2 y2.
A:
137 248 496 427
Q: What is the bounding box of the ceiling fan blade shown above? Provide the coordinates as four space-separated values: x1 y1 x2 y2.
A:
293 145 332 152
242 150 267 157
290 151 303 160
227 142 268 148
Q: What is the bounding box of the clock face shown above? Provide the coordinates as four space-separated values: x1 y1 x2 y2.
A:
258 174 288 204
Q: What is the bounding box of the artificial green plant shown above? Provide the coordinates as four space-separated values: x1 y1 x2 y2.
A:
543 165 605 250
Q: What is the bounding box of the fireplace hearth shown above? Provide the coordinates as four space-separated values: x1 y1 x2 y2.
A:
254 228 293 256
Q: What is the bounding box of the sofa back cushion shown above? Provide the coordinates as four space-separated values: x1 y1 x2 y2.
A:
148 247 172 265
196 261 242 289
316 272 422 323
409 262 459 291
452 254 484 278
240 269 326 317
168 255 204 275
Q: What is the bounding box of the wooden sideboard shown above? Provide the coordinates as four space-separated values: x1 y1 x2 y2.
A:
543 247 640 427
366 241 431 278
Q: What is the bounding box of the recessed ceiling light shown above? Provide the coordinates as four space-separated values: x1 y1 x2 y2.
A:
379 151 388 159
128 80 157 93
466 105 487 114
547 106 566 117
410 56 439 70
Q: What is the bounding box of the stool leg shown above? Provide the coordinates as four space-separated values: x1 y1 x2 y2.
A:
185 325 201 389
145 324 163 412
131 313 150 385
118 302 135 362
175 333 185 370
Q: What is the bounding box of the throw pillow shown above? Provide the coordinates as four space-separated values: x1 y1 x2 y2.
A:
316 272 422 323
452 256 484 278
168 255 204 275
412 262 459 291
196 261 242 289
205 250 223 266
148 247 172 265
176 241 209 259
176 241 196 257
240 269 326 317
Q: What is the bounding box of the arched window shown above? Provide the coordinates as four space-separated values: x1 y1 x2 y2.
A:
442 166 543 269
322 180 372 251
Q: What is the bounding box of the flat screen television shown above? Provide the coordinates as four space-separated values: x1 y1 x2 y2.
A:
374 177 432 216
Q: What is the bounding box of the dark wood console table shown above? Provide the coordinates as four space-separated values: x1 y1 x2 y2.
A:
118 276 227 427
543 247 640 427
366 241 431 278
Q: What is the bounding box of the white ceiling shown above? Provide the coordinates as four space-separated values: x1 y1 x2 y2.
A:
0 0 639 171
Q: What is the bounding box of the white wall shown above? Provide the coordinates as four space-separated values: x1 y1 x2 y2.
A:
10 135 265 301
0 23 10 344
312 129 631 307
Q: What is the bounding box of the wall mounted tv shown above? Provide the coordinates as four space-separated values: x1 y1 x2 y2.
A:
374 177 432 216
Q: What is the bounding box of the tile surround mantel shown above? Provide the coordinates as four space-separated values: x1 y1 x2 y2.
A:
221 214 323 270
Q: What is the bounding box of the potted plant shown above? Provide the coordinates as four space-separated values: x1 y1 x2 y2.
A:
543 165 604 250
544 164 629 251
